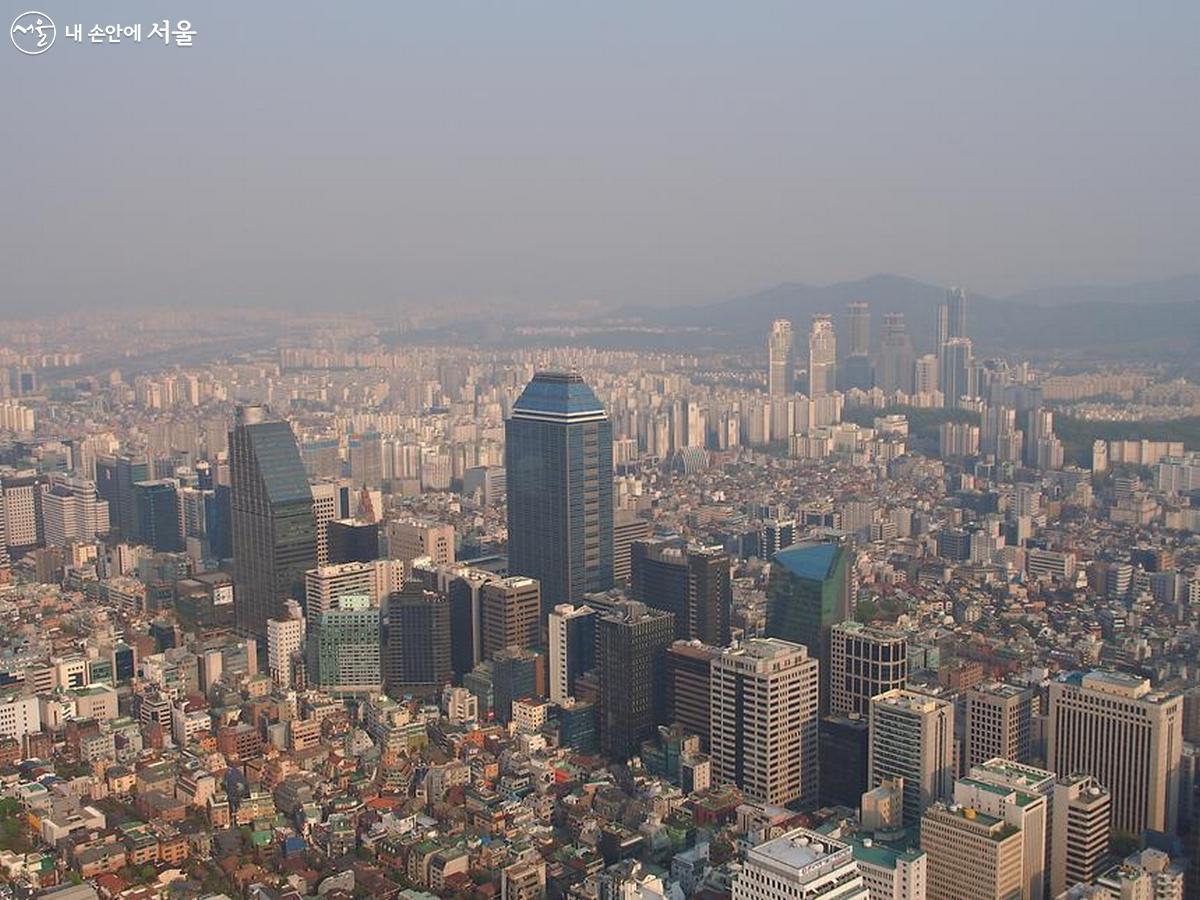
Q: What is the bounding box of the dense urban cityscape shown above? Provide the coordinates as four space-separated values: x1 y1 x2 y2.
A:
0 287 1198 900
6 3 1200 899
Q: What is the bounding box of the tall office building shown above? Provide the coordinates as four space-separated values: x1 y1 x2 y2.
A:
229 406 318 638
326 518 380 565
734 828 869 900
548 603 596 704
819 716 870 808
939 337 974 408
767 319 795 398
382 582 452 697
597 600 674 760
95 454 150 542
829 621 907 718
842 301 873 391
869 689 955 826
664 640 720 751
759 518 796 559
612 509 651 586
132 479 182 551
711 638 819 808
1049 773 1111 897
808 314 837 397
266 599 305 689
920 802 1024 900
965 682 1035 769
506 371 614 611
938 286 968 345
876 312 915 394
41 477 108 548
491 646 542 725
480 576 542 659
1047 671 1183 835
848 835 926 900
304 560 402 618
630 538 731 646
387 518 455 566
347 432 383 489
766 536 852 715
307 596 381 695
310 476 352 567
956 760 1051 900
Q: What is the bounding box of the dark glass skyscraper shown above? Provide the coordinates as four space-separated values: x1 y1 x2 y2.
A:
598 600 674 761
766 535 852 715
382 582 452 698
505 371 613 612
132 479 182 552
630 538 732 646
229 406 317 638
96 454 150 541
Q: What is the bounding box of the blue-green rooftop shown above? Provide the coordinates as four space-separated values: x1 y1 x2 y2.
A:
774 541 841 581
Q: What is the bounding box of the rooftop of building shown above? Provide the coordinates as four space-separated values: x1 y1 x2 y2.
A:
773 540 843 581
748 828 854 880
871 689 951 713
512 371 606 418
924 803 1019 841
971 758 1055 791
850 835 925 870
1062 669 1176 702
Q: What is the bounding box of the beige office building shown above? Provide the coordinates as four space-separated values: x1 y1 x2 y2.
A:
965 681 1035 769
869 689 955 826
388 518 456 565
711 638 819 807
1049 773 1111 897
1047 671 1183 835
920 802 1024 900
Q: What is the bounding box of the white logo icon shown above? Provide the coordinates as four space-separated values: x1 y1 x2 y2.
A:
10 11 56 54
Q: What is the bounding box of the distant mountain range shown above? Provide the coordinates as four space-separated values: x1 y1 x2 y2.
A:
630 273 1200 356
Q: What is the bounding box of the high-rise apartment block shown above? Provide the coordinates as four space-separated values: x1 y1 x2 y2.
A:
768 319 795 398
808 314 837 397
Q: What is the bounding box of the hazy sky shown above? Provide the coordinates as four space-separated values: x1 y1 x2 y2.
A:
3 1 1198 315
